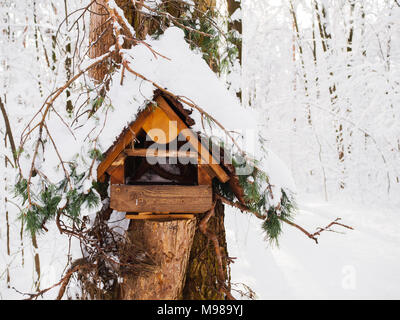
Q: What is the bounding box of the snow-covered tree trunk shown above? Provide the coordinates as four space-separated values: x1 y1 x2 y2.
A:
227 0 242 64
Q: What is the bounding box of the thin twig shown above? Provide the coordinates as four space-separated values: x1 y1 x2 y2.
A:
215 194 353 244
24 263 91 300
0 97 17 165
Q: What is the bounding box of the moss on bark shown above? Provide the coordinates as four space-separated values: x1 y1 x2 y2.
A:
182 199 230 300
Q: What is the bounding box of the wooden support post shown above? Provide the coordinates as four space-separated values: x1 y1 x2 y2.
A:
120 218 197 299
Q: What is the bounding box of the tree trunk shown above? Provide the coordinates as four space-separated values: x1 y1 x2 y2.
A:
183 200 230 300
227 0 242 100
227 0 242 64
120 218 197 299
88 0 114 83
88 0 231 300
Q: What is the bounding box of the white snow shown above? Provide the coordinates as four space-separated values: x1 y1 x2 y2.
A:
1 0 399 301
107 211 130 235
230 8 242 22
119 27 257 134
105 26 295 194
226 195 400 299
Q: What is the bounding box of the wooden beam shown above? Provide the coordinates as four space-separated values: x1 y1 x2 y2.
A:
107 151 126 185
198 165 213 185
106 152 126 175
110 165 124 185
141 106 179 144
125 148 199 159
110 184 212 213
97 107 154 181
155 96 229 183
125 214 195 220
98 96 230 184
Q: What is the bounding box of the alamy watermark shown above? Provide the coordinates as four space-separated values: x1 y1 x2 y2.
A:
144 121 260 176
341 265 357 290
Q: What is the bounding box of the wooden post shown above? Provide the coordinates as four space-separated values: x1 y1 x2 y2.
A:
120 218 196 299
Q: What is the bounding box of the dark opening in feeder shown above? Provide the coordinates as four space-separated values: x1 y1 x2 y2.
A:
96 91 230 220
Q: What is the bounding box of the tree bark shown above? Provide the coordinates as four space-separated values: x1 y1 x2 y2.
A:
88 0 114 83
227 0 242 64
183 199 230 300
227 0 242 100
120 218 196 299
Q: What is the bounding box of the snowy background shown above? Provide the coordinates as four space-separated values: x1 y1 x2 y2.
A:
227 0 400 299
1 0 400 299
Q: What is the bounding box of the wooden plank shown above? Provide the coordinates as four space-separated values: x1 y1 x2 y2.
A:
106 152 126 175
111 152 126 167
155 96 230 183
198 165 212 185
110 165 124 185
97 107 154 181
110 185 212 213
125 214 195 220
125 148 199 159
141 107 179 144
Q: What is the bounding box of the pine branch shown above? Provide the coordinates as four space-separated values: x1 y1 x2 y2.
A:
215 193 266 220
20 52 111 207
215 194 353 244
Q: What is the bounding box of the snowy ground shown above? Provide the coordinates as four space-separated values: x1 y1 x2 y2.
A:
2 194 399 300
226 195 400 300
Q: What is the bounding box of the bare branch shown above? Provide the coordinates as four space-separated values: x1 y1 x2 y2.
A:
0 97 17 165
215 194 353 244
21 263 91 300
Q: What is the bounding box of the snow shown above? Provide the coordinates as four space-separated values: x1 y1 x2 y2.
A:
120 27 257 134
107 211 130 235
105 27 295 194
230 8 242 22
226 195 400 299
1 0 399 300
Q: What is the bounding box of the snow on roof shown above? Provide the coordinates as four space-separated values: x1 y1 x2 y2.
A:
123 28 256 130
102 27 295 194
34 26 294 202
101 27 263 158
103 27 257 142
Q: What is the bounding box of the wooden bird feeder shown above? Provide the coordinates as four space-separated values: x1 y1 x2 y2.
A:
97 92 230 220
